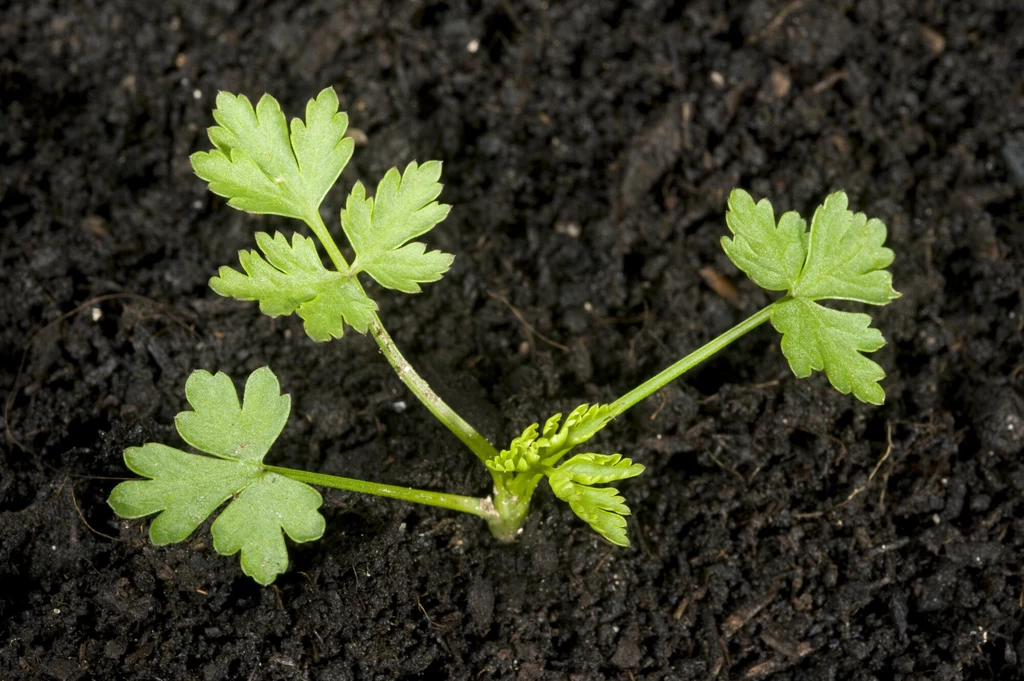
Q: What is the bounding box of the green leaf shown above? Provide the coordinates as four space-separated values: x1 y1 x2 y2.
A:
771 298 888 405
175 367 291 461
536 403 614 459
791 191 900 305
721 189 807 292
191 87 354 220
555 453 645 485
721 189 899 403
211 232 376 341
108 368 325 585
486 424 541 473
108 444 255 544
486 403 617 485
342 161 454 293
549 453 644 547
211 471 324 583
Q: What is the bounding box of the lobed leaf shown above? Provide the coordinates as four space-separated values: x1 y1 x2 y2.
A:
538 403 614 458
721 189 807 292
791 191 900 305
108 368 324 585
555 453 645 485
771 298 888 405
211 232 376 341
721 189 899 403
175 367 291 461
191 87 354 220
211 471 325 584
109 444 255 545
342 161 454 293
548 453 644 546
486 424 541 473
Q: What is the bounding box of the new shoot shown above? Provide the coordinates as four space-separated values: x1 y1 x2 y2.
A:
109 88 898 584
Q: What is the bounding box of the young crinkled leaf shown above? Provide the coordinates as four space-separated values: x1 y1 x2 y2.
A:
548 453 644 546
191 87 354 220
722 189 899 403
211 232 376 342
108 368 325 585
342 161 455 293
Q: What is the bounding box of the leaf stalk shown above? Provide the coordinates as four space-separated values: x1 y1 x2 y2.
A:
574 302 779 443
264 464 496 519
304 209 506 490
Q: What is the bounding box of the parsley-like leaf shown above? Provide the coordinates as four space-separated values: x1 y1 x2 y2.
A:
486 424 541 474
548 453 644 547
770 298 887 405
175 366 290 460
791 191 899 305
108 368 325 585
722 189 899 403
211 232 376 341
342 161 454 293
191 87 354 220
721 189 807 292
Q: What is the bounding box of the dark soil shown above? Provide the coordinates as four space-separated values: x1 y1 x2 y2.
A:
3 1 1024 679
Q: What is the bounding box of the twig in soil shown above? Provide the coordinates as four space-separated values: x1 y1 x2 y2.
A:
593 547 615 574
793 421 894 518
747 0 809 44
69 485 118 542
878 467 892 511
486 290 570 352
723 582 781 638
834 421 893 509
718 634 732 673
246 658 262 681
650 390 670 421
699 266 741 307
865 537 910 559
707 442 745 483
742 656 798 680
415 593 445 630
4 292 192 453
759 630 812 659
811 70 848 93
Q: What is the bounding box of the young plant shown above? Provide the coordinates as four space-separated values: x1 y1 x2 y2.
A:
108 88 899 584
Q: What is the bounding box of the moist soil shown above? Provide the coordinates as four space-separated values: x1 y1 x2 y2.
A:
3 1 1024 680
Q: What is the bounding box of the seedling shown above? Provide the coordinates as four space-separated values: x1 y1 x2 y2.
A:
109 88 899 584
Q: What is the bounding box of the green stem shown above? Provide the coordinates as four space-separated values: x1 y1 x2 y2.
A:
304 210 503 479
611 303 776 414
573 303 778 443
265 465 496 519
305 210 353 274
368 319 500 466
